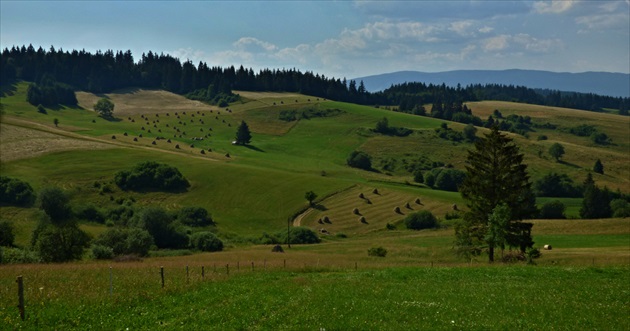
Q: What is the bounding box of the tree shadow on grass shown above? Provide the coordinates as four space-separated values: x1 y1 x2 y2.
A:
244 144 265 152
558 160 581 169
313 204 328 211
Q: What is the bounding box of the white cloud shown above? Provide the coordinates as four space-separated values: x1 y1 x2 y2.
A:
478 26 494 34
233 37 278 52
449 21 474 36
533 0 576 14
170 47 206 63
576 12 629 30
483 35 510 51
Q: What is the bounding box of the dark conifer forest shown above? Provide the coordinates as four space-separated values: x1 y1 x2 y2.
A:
1 44 627 114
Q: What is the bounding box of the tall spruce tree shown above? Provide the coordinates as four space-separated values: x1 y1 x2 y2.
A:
457 126 538 262
235 120 252 145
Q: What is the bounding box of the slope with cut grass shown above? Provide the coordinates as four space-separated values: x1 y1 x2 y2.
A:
1 81 629 245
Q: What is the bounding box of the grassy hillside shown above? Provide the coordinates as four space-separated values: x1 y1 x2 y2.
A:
1 81 629 246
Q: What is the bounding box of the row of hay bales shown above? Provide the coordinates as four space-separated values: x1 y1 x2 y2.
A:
348 189 423 225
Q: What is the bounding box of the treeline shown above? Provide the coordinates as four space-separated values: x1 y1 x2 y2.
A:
385 82 629 115
1 44 628 114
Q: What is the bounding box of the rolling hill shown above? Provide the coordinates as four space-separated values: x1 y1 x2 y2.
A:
1 81 629 244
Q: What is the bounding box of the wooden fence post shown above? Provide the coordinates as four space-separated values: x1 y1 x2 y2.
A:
284 259 286 269
109 267 113 295
186 265 189 284
16 276 25 321
251 261 254 272
202 266 205 280
160 266 165 288
226 264 229 276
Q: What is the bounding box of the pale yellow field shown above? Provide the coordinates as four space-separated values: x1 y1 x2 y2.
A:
0 123 114 162
76 88 217 115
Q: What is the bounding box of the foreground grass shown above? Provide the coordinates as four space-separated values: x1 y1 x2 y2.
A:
1 265 628 330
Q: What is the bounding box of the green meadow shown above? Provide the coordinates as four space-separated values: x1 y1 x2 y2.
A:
1 82 629 329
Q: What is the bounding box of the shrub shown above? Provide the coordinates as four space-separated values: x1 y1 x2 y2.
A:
177 206 214 227
114 161 189 191
91 244 114 260
610 199 630 218
0 176 36 207
33 223 90 262
347 151 372 171
537 135 548 141
0 221 15 247
277 227 320 244
404 211 439 230
190 232 223 252
133 207 188 249
367 246 387 257
74 203 106 223
0 247 40 264
539 200 566 219
590 132 611 145
93 228 154 256
413 170 424 184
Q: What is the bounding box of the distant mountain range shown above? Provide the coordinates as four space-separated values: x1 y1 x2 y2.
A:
353 70 630 98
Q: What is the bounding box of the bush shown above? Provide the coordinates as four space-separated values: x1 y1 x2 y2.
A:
413 170 424 184
533 173 581 197
93 227 154 257
0 176 35 207
347 151 372 171
539 200 566 219
190 232 223 252
590 132 611 145
404 211 439 230
0 221 15 247
91 244 114 260
114 161 189 192
177 207 214 227
367 247 387 257
0 247 40 264
74 203 106 223
610 199 630 218
277 227 320 244
133 207 188 249
33 223 91 262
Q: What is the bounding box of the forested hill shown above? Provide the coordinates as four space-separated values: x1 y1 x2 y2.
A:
354 70 630 98
1 44 628 114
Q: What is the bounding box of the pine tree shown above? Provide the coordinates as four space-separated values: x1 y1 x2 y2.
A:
593 159 604 174
235 120 252 145
457 126 537 262
580 173 612 219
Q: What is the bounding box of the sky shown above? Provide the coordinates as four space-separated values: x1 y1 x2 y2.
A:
1 1 629 79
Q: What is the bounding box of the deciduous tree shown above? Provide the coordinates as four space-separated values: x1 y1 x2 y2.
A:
94 98 114 117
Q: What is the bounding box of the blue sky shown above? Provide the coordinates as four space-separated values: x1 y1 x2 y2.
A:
1 1 629 78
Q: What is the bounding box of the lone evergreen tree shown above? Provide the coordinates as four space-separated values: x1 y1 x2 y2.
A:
305 191 317 206
593 159 604 174
457 126 538 262
235 120 252 145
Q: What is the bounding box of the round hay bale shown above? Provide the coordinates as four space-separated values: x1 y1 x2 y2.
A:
405 202 411 209
372 188 379 194
359 216 367 224
271 244 284 252
175 144 180 149
167 139 171 143
452 204 458 211
111 135 116 139
152 141 156 145
200 150 205 154
353 208 360 215
365 199 372 205
92 119 96 123
317 218 324 224
225 153 230 158
131 119 135 122
138 134 143 138
394 206 401 214
133 137 138 142
544 244 552 250
123 132 128 136
415 198 422 205
323 216 330 223
359 193 365 199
